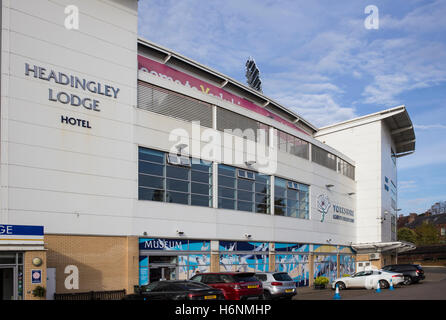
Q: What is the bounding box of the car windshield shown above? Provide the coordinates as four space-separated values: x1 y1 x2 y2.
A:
232 274 258 283
273 273 293 281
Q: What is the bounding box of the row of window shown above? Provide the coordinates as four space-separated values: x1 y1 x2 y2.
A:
138 147 310 219
137 82 355 180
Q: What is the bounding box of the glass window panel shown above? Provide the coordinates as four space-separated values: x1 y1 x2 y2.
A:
191 195 211 207
139 148 164 163
191 160 212 172
167 179 189 193
219 198 235 210
219 187 235 199
237 190 253 202
139 188 164 202
192 171 211 184
256 203 269 214
275 186 286 198
237 201 253 212
166 191 189 205
139 161 164 176
255 173 269 184
275 177 286 188
191 182 211 195
300 191 309 202
287 199 298 208
274 197 286 207
218 165 236 177
139 174 164 189
255 182 268 194
275 206 285 216
287 207 298 218
166 166 189 180
287 189 298 200
238 179 254 191
218 175 235 188
255 193 268 204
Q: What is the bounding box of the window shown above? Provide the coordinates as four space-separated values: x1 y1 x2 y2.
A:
275 129 309 159
274 177 309 219
216 108 270 145
138 147 212 207
312 145 337 171
337 158 355 180
218 164 270 214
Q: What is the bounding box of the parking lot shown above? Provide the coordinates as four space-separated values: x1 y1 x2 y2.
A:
293 266 446 300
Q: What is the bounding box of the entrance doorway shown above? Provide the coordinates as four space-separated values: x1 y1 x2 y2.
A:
0 267 14 300
148 255 177 283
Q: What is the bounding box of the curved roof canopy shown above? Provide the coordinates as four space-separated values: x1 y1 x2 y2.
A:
316 105 416 157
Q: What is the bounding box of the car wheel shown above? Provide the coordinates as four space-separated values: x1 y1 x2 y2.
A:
262 291 272 300
335 281 346 290
379 280 389 289
403 276 412 285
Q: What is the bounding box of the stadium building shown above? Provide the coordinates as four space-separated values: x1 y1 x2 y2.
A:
0 0 416 300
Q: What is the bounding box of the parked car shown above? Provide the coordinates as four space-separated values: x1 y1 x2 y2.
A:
254 272 296 300
189 272 263 300
331 270 404 290
122 280 225 300
381 264 425 285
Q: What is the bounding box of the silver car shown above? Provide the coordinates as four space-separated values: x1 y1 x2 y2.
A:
255 272 297 300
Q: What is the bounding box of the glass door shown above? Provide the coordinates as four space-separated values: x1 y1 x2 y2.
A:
0 266 16 300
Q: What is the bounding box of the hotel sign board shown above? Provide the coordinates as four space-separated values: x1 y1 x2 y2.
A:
0 224 44 245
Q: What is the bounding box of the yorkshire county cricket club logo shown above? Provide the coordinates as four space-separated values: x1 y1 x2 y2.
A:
317 194 331 223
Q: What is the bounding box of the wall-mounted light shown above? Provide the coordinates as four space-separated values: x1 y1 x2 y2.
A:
244 233 252 239
348 192 355 196
176 230 185 236
326 184 334 189
245 160 256 167
143 231 148 236
175 143 188 154
326 239 332 244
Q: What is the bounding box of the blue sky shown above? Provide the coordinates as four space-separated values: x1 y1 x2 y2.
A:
138 0 446 216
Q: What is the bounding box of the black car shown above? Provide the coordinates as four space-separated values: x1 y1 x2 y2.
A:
123 280 225 300
381 264 425 285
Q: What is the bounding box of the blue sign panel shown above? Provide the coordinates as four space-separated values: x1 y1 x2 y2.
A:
0 225 44 236
31 270 42 284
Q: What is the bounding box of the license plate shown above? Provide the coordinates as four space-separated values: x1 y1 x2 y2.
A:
285 289 294 293
204 295 217 300
247 285 258 289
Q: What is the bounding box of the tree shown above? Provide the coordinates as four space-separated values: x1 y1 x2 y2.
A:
415 222 440 245
398 227 417 244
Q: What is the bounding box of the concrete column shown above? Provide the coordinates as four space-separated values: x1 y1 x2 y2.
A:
308 253 314 287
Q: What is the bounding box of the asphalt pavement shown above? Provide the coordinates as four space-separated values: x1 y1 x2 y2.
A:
293 266 446 300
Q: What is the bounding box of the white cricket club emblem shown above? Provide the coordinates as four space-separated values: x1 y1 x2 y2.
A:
317 194 331 222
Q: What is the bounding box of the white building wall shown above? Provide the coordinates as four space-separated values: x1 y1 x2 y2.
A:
1 0 138 234
315 122 384 243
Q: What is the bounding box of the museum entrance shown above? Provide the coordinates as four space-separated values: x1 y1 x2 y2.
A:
148 255 177 283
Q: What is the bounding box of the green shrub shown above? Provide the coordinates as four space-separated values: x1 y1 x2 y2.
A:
32 286 46 298
314 276 329 286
